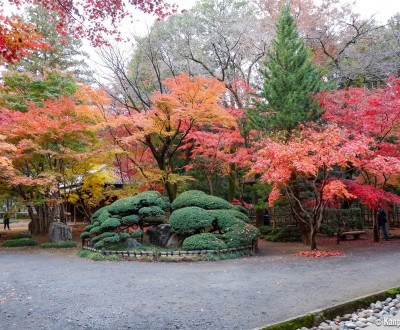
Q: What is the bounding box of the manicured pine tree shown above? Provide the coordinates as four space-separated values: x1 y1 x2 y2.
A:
249 2 322 137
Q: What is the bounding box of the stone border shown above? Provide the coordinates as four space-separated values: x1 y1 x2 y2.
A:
253 287 400 330
82 242 256 261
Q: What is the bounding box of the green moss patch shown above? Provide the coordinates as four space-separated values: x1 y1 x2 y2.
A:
3 238 39 247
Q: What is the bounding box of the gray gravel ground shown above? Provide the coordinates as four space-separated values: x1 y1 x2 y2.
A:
1 241 400 330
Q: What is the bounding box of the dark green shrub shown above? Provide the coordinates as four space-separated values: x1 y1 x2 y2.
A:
80 232 90 239
99 218 121 230
84 224 95 232
132 229 143 237
92 232 118 243
41 241 77 248
107 196 141 217
182 233 227 250
258 225 274 236
94 240 105 249
170 206 214 234
107 191 170 217
120 214 140 225
3 238 39 247
92 205 111 221
97 210 112 223
233 205 250 216
103 234 120 244
12 232 32 239
222 209 251 224
347 218 363 230
119 232 131 240
266 227 302 242
139 206 164 217
171 190 234 211
89 226 101 235
223 224 260 248
319 223 335 237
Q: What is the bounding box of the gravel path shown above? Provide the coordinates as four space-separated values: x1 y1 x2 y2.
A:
1 241 400 330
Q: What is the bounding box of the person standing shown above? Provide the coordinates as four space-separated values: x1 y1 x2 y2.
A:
3 210 10 230
377 206 389 240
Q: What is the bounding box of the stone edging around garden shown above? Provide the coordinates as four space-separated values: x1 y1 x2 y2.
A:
82 243 256 261
253 286 400 330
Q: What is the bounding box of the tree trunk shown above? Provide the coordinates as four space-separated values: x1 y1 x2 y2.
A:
373 215 380 243
27 204 54 235
165 181 177 202
310 225 317 250
298 221 310 245
227 163 236 202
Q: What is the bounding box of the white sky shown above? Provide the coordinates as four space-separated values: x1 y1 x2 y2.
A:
124 0 400 38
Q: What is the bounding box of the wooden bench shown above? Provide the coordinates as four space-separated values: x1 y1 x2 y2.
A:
336 230 366 240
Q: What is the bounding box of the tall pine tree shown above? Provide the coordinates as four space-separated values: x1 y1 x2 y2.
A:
249 2 322 136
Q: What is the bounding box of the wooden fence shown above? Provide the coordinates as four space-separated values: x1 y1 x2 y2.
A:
82 239 256 261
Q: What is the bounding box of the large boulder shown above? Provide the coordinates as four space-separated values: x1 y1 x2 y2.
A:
147 224 172 247
48 222 72 243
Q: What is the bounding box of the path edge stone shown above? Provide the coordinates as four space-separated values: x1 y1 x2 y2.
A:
253 286 400 330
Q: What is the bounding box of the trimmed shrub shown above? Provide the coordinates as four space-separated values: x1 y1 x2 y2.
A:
92 205 111 221
170 206 214 234
99 218 121 230
107 196 141 217
172 190 235 211
120 214 140 225
3 238 39 247
182 233 227 250
92 232 117 243
89 226 101 235
139 206 164 217
223 224 260 248
319 223 335 237
80 232 90 239
222 209 251 224
258 225 274 236
132 229 143 237
97 210 112 224
94 240 105 249
41 241 77 249
119 232 131 240
103 234 120 244
84 224 95 232
233 205 250 216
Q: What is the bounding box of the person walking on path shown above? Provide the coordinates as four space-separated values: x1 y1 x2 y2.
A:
377 206 389 240
3 210 11 230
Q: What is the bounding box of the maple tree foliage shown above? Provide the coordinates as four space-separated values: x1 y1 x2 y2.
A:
252 124 374 250
4 0 177 46
319 78 400 194
318 79 400 242
182 108 248 196
0 13 48 63
0 87 107 234
102 74 236 201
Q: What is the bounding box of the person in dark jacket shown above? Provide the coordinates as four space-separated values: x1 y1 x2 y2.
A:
3 210 10 230
377 206 389 240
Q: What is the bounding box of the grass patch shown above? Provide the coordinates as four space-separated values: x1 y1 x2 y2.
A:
41 241 77 249
3 238 39 247
77 249 123 261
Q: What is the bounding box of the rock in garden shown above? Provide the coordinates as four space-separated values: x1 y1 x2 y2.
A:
147 224 171 247
126 238 141 249
165 233 186 248
48 222 72 243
